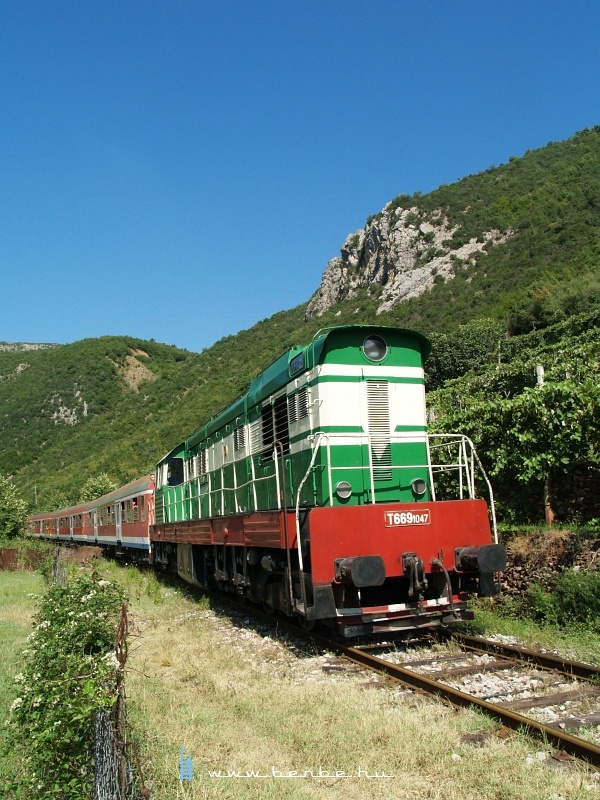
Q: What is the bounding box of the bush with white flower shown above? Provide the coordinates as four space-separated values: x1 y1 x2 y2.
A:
3 573 125 799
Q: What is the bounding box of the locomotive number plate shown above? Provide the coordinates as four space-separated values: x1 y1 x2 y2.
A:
384 510 431 527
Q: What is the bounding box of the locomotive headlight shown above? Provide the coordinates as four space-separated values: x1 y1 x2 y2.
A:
363 335 388 362
335 481 352 500
411 478 427 498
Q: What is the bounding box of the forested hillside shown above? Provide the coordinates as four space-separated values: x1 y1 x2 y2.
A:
309 126 600 334
2 128 599 520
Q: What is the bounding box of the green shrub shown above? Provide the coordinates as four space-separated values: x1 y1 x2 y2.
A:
3 574 125 799
0 475 28 539
553 569 600 630
522 582 557 625
518 570 600 630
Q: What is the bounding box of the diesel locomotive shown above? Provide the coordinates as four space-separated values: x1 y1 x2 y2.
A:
29 325 506 637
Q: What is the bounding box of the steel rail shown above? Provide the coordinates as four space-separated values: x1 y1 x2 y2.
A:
306 631 600 768
452 633 600 680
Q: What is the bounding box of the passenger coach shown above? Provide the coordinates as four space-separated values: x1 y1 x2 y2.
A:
29 475 154 554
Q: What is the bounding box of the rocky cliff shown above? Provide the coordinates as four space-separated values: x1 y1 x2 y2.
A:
306 200 512 319
0 343 59 351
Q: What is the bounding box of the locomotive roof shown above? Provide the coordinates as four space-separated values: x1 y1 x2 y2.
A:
176 325 430 456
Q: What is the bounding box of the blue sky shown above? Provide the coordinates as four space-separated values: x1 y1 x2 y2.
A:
2 1 599 353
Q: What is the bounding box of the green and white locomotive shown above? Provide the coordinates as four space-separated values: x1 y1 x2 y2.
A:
152 325 505 636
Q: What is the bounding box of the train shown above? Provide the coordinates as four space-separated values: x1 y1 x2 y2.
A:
29 325 506 637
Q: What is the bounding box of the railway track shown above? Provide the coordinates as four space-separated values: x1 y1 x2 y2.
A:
182 582 600 767
317 630 600 767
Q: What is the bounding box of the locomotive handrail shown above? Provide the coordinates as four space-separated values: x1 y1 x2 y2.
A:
274 440 294 612
294 433 325 615
161 431 497 545
427 433 497 543
164 470 279 521
297 431 498 543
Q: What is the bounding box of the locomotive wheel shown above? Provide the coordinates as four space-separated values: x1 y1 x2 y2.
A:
297 615 316 632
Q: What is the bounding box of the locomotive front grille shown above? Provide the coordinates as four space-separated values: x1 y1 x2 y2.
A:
366 381 392 481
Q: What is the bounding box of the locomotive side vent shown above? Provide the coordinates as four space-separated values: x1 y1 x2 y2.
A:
234 425 245 452
297 386 309 419
273 394 290 454
366 380 392 481
199 449 208 476
288 393 298 424
288 386 309 425
249 419 262 455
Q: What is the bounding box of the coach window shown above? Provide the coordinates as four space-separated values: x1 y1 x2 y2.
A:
133 499 139 522
141 495 146 522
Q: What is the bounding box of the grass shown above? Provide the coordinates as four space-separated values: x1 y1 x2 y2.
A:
0 571 45 787
0 572 44 721
467 598 600 666
92 559 600 800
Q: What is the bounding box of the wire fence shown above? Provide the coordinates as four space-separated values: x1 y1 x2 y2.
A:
93 603 149 800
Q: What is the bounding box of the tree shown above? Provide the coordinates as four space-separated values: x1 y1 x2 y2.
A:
79 473 117 504
425 318 505 390
491 379 599 524
430 374 600 523
0 474 28 540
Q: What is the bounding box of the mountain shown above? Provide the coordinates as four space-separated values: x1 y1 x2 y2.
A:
308 126 600 334
3 126 600 515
